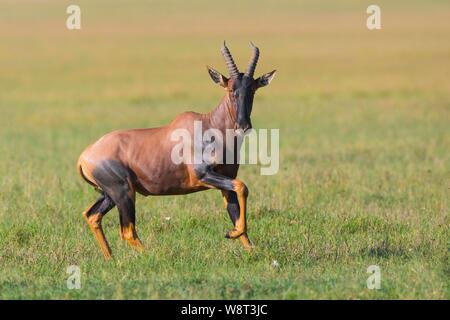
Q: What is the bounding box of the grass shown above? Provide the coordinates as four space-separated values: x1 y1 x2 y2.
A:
0 0 449 299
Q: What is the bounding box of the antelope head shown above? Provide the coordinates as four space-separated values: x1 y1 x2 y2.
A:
207 41 276 133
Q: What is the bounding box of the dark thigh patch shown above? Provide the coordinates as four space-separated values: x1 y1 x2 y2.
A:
200 170 234 191
93 160 137 226
92 160 133 198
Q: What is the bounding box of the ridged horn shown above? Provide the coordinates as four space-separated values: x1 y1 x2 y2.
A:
221 41 239 78
244 41 260 78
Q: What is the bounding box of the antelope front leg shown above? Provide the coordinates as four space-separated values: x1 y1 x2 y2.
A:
222 190 253 251
225 180 248 239
199 169 252 251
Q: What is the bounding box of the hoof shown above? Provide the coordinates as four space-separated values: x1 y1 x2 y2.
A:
225 228 244 239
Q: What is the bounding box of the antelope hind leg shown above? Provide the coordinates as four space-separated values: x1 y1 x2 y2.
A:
93 160 145 254
115 193 145 252
82 193 115 259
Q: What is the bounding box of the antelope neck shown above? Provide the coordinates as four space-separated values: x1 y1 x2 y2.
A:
207 94 237 132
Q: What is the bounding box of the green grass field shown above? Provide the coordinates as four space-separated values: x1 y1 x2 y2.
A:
0 0 449 299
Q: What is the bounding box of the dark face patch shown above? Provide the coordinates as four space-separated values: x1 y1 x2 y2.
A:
231 74 256 132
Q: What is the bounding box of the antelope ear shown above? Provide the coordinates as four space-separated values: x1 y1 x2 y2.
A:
207 66 228 88
256 70 276 88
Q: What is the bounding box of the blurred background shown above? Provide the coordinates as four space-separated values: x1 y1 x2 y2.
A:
0 0 448 299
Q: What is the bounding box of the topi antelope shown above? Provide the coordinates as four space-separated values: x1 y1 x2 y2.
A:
77 42 276 259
